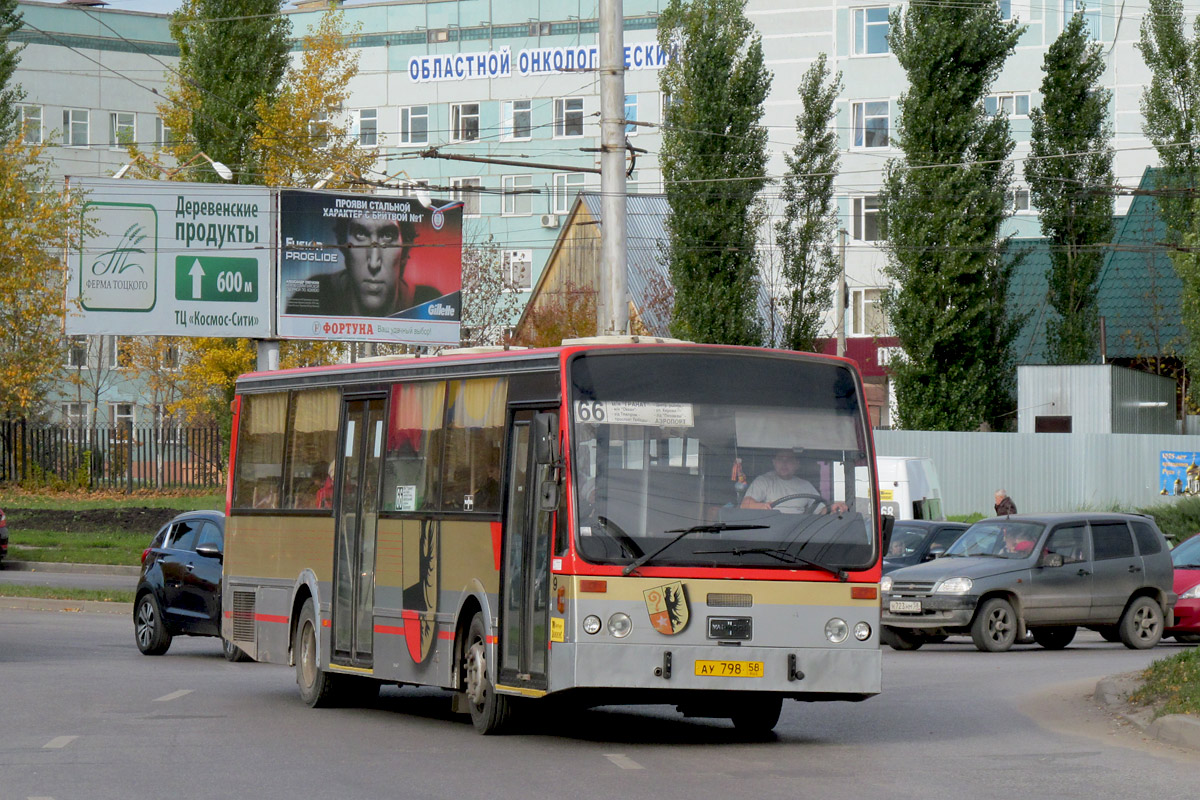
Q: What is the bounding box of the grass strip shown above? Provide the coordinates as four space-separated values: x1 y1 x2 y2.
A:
0 490 223 511
0 584 135 604
10 528 147 566
1131 648 1200 718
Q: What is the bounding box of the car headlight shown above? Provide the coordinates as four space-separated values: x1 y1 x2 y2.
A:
607 612 632 638
1180 583 1200 601
935 577 973 594
880 575 893 593
825 618 849 643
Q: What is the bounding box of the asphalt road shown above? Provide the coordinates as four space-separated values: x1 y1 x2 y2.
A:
1 608 1194 800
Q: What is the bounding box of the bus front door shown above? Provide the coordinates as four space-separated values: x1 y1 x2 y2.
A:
498 410 555 690
332 396 385 669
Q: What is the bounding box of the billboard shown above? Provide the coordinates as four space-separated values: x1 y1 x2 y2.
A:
65 178 273 338
277 190 463 345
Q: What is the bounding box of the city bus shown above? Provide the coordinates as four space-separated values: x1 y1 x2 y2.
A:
222 339 885 734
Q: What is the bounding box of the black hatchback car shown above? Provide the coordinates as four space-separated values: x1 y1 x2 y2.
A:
883 519 970 574
134 510 247 661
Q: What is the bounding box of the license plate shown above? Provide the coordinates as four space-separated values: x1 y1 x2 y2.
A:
694 660 764 678
889 600 922 613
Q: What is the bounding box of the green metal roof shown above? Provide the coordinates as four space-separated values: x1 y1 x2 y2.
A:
1007 167 1184 364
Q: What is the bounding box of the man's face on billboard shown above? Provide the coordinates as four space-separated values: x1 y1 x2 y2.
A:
343 216 406 315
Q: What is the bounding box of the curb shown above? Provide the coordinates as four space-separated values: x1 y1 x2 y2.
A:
2 560 140 577
1095 673 1200 752
1 597 133 615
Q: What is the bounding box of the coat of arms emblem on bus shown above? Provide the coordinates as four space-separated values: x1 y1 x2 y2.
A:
401 520 439 664
644 582 689 635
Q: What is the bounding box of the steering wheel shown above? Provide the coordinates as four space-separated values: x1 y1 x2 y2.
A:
768 492 828 512
596 515 644 557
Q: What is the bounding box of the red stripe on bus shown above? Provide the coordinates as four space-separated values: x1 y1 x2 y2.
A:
486 635 497 644
438 630 455 641
375 624 406 635
322 619 331 628
256 614 288 624
490 521 502 571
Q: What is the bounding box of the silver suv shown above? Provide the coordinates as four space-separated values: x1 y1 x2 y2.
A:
881 513 1176 652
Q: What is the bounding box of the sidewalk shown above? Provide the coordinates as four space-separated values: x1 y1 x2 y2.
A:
1094 672 1200 752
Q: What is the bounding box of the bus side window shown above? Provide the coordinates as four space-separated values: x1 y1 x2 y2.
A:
282 388 339 510
382 381 446 512
441 378 507 513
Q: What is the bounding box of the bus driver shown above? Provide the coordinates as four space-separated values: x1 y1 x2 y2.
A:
740 448 848 514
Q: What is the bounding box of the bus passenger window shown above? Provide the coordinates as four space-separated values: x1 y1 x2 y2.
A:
381 381 446 512
442 378 507 513
232 392 287 509
282 388 339 510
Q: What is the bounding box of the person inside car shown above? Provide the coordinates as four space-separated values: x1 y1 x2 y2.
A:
1001 527 1036 557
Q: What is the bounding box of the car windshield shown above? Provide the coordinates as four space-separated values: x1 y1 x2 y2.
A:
1172 533 1200 568
944 521 1045 559
887 525 932 559
569 351 876 571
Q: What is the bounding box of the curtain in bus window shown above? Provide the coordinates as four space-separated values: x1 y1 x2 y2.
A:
283 388 339 509
442 378 507 513
382 381 446 512
233 392 287 509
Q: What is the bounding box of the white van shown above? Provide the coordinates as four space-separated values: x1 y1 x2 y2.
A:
875 457 945 520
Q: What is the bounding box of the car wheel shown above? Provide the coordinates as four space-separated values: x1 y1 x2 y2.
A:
730 694 783 735
462 611 511 734
1118 596 1164 650
1174 634 1200 644
883 626 924 651
971 598 1018 652
1096 625 1121 643
295 598 342 707
134 593 172 656
1031 626 1076 650
222 637 251 663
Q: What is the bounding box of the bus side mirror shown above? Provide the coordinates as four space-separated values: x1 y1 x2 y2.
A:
533 413 559 465
539 479 559 511
880 515 895 555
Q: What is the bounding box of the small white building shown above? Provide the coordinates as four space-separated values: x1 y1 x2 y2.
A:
1017 365 1176 435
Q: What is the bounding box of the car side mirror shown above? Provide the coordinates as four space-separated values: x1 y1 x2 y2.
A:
924 545 945 562
195 544 223 562
1039 552 1063 569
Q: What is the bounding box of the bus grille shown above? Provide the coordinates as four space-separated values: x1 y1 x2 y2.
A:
232 591 256 643
707 593 753 607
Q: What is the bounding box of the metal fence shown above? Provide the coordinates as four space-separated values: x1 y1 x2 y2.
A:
0 420 225 492
875 430 1200 518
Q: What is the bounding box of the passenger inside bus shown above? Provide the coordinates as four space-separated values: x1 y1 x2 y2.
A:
740 449 847 514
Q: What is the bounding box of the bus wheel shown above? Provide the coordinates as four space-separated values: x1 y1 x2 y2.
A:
463 612 511 734
730 694 782 734
295 598 339 708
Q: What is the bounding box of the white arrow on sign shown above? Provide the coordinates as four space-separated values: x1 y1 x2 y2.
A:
188 259 205 300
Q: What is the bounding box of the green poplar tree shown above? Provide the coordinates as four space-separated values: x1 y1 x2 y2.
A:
881 1 1023 430
1026 12 1114 365
657 0 771 345
0 0 25 143
775 53 842 353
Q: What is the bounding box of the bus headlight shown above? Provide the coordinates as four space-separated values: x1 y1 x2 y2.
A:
608 612 632 638
825 618 849 643
583 615 602 634
854 622 872 641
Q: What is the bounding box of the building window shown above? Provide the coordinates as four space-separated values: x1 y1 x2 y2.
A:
1007 188 1032 213
65 335 88 369
985 92 1031 118
552 172 585 214
155 117 174 148
63 109 89 147
451 103 480 142
852 195 881 241
624 94 638 134
109 111 135 149
62 402 89 426
20 105 42 144
451 176 482 217
503 249 533 290
554 97 584 137
853 7 890 55
502 99 532 140
355 108 378 147
162 342 181 370
1000 0 1013 19
401 105 429 145
109 402 135 428
107 336 132 369
502 175 533 216
308 110 330 146
850 288 887 336
1064 1 1101 39
852 101 889 148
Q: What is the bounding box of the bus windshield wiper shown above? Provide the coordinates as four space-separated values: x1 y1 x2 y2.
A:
694 547 848 581
621 523 768 576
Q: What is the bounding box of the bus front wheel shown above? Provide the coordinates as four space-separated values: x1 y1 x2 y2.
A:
296 598 339 708
463 612 511 734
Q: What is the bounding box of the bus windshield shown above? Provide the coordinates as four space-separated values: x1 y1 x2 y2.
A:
569 351 876 572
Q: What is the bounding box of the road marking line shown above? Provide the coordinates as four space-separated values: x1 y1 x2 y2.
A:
604 753 644 770
42 736 76 749
153 689 193 702
29 796 56 799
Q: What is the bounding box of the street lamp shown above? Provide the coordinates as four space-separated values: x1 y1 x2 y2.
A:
111 151 233 181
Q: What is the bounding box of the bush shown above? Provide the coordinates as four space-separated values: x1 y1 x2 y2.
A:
1134 496 1200 545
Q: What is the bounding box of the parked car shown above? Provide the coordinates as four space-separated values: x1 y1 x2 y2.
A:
881 513 1176 652
1166 533 1200 644
883 520 970 574
0 509 8 567
133 510 248 661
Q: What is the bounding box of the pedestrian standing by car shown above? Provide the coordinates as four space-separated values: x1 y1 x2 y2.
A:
994 489 1017 516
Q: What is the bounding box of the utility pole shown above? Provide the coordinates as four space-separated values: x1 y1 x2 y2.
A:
837 229 847 358
600 0 628 335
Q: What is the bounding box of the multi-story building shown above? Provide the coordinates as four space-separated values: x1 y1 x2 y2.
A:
16 0 1166 425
